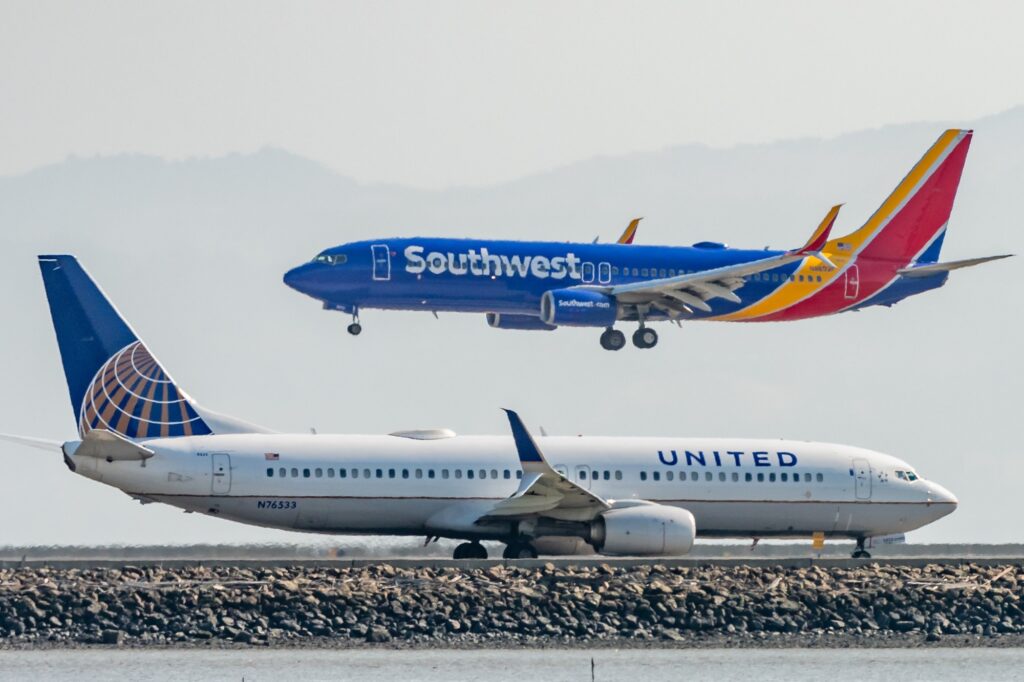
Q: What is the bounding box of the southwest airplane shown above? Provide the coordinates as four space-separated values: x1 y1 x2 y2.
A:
284 129 1009 350
0 256 957 558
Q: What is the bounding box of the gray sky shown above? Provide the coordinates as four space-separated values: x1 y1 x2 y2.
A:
3 1 1024 187
0 2 1021 548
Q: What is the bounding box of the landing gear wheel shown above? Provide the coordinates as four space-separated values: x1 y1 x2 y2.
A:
852 538 871 559
453 541 488 560
632 327 658 349
599 328 626 351
502 541 539 559
347 322 362 336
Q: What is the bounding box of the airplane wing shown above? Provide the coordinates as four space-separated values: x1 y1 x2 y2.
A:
482 410 609 523
617 218 642 244
597 205 842 316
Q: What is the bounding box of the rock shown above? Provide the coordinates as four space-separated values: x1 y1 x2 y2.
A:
101 629 123 645
366 625 392 643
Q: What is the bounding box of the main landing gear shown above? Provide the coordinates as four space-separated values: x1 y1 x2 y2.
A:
502 540 539 559
599 328 626 351
599 326 659 350
852 537 872 559
452 541 488 560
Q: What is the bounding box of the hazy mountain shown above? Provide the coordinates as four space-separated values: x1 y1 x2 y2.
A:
0 109 1019 546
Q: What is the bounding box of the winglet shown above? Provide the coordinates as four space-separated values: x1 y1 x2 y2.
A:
502 409 545 465
617 218 642 245
797 204 841 254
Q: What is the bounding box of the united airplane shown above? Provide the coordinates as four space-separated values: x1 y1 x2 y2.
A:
0 256 957 558
284 129 1009 350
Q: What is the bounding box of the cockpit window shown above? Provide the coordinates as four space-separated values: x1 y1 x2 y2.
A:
895 470 920 481
314 253 347 265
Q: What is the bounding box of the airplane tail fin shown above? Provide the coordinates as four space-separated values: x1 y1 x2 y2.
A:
830 129 972 265
38 255 214 440
617 218 642 245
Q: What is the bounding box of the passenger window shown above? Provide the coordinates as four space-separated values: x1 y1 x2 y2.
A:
632 268 639 276
612 266 619 275
291 468 299 477
732 472 739 482
375 469 383 478
490 469 498 479
467 470 475 479
704 472 712 482
388 469 396 478
415 469 423 479
816 473 824 482
757 473 764 482
517 471 523 479
653 471 661 481
278 467 286 477
579 470 586 480
804 473 811 482
666 471 674 481
745 472 752 482
615 471 622 480
327 468 335 478
364 468 371 479
351 469 359 479
690 471 698 481
442 469 450 479
478 469 486 479
817 275 823 282
781 473 787 482
669 269 677 276
603 471 610 481
266 468 273 477
455 470 462 479
659 269 667 277
641 268 649 276
428 470 435 479
315 468 323 478
769 473 776 482
340 469 347 478
503 469 510 479
719 472 726 482
640 471 648 481
402 469 409 479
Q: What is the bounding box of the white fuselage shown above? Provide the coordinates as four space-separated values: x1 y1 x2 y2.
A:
67 432 957 545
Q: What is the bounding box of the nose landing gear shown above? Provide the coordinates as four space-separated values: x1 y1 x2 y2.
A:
347 309 362 336
851 537 872 559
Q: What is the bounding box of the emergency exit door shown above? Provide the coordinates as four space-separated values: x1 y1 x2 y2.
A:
852 458 872 500
211 454 232 495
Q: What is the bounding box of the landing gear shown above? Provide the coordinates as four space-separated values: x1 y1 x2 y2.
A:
599 328 626 351
452 541 488 560
632 326 658 349
852 537 871 559
502 541 538 559
347 309 362 336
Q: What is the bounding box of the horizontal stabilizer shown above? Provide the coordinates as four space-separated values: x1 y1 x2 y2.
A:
68 428 155 461
898 254 1012 278
0 433 63 452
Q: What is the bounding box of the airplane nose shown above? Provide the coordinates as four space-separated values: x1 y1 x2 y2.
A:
283 264 315 294
928 482 959 509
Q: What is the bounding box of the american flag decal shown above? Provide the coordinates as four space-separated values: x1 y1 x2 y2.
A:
264 452 280 461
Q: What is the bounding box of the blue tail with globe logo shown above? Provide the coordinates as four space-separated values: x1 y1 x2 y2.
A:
38 255 213 440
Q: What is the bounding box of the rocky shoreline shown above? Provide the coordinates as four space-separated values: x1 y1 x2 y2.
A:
1 563 1022 648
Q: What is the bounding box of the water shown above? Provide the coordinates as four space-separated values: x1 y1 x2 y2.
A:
0 647 1019 681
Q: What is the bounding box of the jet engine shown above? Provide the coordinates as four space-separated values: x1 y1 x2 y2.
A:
485 313 557 331
539 289 619 327
590 505 696 556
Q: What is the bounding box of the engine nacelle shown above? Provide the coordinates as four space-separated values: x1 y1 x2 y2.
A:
590 505 696 556
539 289 618 327
533 537 596 556
485 313 556 331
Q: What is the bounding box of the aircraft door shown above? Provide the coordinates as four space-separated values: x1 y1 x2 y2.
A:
844 264 860 300
211 453 232 495
581 262 595 283
574 465 593 489
371 244 391 281
598 262 611 284
852 458 872 500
